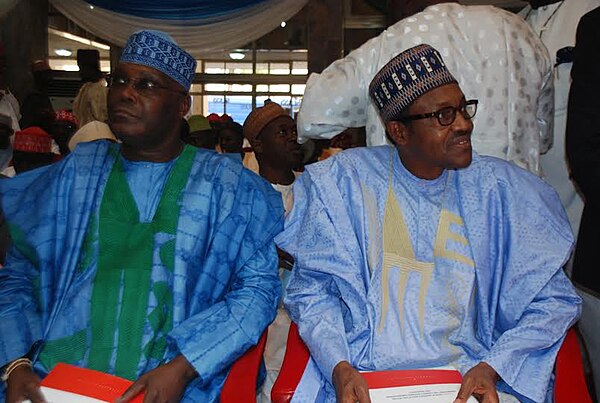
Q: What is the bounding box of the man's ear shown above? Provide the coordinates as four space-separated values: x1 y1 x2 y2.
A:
385 120 410 147
179 95 191 118
251 137 263 154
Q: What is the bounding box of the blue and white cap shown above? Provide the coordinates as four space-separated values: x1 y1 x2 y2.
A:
369 44 457 122
120 30 196 91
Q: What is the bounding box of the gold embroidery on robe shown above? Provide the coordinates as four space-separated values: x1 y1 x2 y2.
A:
434 210 475 267
379 154 474 336
380 184 434 335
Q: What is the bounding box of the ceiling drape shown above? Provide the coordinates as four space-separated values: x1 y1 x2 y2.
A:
49 0 309 55
84 0 269 20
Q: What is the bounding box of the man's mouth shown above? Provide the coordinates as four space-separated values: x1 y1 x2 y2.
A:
451 135 471 148
110 108 138 120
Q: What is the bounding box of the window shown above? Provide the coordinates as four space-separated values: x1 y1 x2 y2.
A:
225 63 253 74
269 63 290 75
292 61 308 75
204 62 226 74
292 84 306 95
225 95 253 123
193 47 308 121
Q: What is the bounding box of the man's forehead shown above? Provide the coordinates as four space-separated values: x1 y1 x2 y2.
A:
267 115 294 126
409 83 464 110
114 62 174 83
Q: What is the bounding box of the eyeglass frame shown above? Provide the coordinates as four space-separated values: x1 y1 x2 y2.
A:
106 74 188 97
396 99 479 127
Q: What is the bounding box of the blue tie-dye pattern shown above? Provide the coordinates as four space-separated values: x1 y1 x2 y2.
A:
0 141 283 402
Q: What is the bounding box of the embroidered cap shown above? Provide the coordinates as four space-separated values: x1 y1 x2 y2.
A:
369 44 458 122
120 30 196 91
14 127 53 153
55 109 78 126
243 101 290 142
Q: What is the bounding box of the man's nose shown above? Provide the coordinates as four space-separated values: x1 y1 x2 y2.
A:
452 110 473 132
111 81 138 102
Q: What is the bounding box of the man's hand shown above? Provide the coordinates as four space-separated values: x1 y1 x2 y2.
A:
454 362 500 403
5 364 46 403
116 355 197 403
332 361 371 403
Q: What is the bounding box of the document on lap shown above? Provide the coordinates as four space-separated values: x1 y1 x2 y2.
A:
23 363 144 403
361 368 478 403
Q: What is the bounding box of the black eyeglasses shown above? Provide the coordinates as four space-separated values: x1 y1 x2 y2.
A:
107 74 187 97
399 99 478 127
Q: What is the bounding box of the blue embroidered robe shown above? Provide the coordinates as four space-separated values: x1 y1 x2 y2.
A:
277 146 581 403
0 141 283 401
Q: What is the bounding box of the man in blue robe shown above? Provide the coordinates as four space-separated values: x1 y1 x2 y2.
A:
277 44 581 403
0 30 283 402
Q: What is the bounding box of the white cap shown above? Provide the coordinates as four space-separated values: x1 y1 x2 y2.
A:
68 121 117 151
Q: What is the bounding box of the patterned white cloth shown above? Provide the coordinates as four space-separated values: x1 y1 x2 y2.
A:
297 3 554 175
520 0 600 238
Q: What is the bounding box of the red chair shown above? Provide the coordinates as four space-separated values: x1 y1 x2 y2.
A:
554 328 592 403
271 323 310 403
220 330 268 403
271 324 591 403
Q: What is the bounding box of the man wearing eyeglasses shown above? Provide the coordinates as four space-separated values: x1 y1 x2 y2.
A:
277 44 581 403
297 0 554 177
0 30 283 402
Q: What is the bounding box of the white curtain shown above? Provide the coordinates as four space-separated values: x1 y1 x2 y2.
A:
0 0 20 18
49 0 309 55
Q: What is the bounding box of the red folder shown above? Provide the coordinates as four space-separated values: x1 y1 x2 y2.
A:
39 363 144 402
362 368 463 389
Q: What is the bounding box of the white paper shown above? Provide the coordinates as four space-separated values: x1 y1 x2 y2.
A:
369 382 478 403
23 386 107 403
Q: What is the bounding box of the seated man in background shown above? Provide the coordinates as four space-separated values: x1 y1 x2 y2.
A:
244 101 304 213
277 44 581 403
243 100 303 402
0 29 282 402
184 114 217 150
12 126 55 174
49 109 78 156
216 120 244 159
